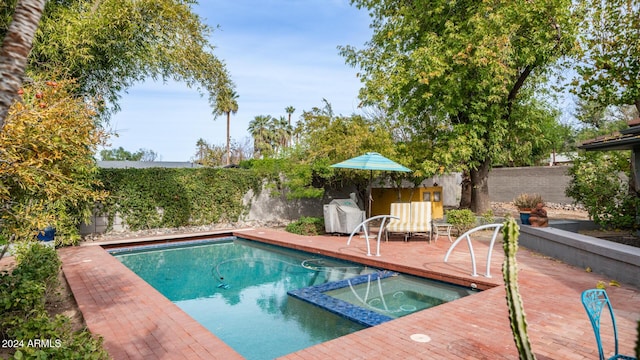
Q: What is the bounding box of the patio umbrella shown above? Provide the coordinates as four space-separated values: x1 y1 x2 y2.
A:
330 152 412 218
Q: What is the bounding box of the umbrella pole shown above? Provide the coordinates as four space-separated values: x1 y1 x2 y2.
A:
365 170 372 239
368 170 372 219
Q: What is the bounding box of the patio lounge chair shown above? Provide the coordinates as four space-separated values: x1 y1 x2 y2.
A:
581 289 637 360
386 203 412 241
386 202 431 241
408 201 431 241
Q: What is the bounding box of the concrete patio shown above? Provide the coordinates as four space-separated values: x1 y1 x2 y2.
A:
58 228 639 359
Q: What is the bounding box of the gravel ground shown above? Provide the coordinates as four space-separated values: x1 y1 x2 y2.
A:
490 201 589 220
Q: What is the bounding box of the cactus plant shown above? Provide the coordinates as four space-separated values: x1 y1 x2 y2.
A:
502 218 536 360
636 320 639 359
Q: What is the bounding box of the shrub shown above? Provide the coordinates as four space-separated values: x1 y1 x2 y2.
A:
7 314 109 359
0 243 60 318
0 242 108 359
285 217 325 236
446 209 477 233
0 275 46 318
13 242 61 288
567 151 639 230
0 79 106 246
480 209 496 225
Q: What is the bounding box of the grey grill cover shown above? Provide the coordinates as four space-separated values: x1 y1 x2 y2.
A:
323 199 365 234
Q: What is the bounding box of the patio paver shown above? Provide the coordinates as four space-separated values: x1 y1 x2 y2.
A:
56 228 639 359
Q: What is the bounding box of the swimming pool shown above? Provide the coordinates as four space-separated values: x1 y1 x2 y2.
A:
111 237 476 359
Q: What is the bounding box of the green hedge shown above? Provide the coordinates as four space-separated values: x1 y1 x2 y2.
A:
97 168 262 231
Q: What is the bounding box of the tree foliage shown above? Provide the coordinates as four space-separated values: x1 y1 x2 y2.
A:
248 115 274 158
0 0 234 245
298 107 395 173
100 147 159 161
569 104 638 230
294 105 399 199
566 151 639 230
571 0 640 226
248 114 293 159
242 100 404 201
2 0 232 118
574 106 631 143
573 0 640 113
0 79 106 243
504 95 573 166
192 137 250 166
340 0 578 212
193 138 225 166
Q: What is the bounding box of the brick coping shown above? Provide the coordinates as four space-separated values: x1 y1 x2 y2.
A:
60 228 640 359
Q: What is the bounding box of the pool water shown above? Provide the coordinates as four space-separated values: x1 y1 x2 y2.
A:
112 238 372 359
111 237 476 359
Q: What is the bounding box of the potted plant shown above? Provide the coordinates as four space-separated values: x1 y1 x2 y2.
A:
513 194 543 225
36 226 56 247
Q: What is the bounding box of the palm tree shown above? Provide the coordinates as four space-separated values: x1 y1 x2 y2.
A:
0 0 47 128
271 116 292 156
248 115 273 158
285 106 295 147
215 87 239 165
320 98 334 119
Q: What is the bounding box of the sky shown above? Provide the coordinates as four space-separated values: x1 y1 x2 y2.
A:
104 0 373 161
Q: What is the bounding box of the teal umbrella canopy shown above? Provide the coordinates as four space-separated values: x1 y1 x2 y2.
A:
331 152 412 218
330 152 412 172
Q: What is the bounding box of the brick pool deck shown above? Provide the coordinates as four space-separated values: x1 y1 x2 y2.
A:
55 228 639 359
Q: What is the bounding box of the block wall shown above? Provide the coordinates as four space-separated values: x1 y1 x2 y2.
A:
488 166 574 204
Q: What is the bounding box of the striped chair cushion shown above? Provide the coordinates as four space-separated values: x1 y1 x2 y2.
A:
409 201 431 233
387 202 412 232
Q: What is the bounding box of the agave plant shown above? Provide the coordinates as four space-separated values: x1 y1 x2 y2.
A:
513 194 544 211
